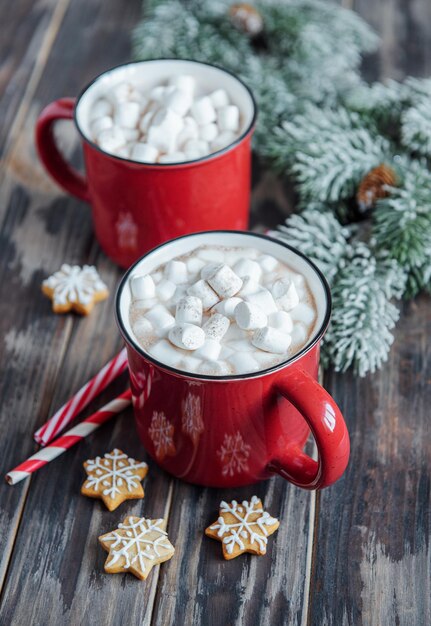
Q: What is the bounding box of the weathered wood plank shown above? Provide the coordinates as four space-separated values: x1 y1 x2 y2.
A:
308 295 431 626
150 478 314 626
0 0 71 157
354 0 431 80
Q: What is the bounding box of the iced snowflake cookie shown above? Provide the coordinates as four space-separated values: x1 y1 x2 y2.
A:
99 516 175 580
205 496 279 560
81 449 148 511
42 264 109 315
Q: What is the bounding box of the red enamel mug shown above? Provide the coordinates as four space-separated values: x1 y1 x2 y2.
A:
116 231 350 489
35 60 256 268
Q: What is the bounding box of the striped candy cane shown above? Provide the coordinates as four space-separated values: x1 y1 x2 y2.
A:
34 348 128 446
6 389 132 486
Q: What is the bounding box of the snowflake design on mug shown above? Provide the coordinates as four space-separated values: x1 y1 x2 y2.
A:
217 431 251 477
130 368 153 409
148 411 176 461
181 392 204 446
116 212 138 250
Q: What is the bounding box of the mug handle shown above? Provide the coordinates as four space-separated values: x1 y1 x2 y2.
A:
35 98 90 202
268 367 350 489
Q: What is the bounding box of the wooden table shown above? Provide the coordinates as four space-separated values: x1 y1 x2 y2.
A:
1 1 430 624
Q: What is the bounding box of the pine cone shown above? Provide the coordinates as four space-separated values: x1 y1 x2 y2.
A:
357 164 397 211
229 3 263 36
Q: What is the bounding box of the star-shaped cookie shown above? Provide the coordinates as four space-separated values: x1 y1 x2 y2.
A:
81 449 148 511
205 495 279 560
99 516 175 580
42 263 109 315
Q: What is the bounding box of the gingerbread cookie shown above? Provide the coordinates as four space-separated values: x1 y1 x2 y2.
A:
42 264 109 315
99 516 175 580
81 449 148 511
205 495 279 559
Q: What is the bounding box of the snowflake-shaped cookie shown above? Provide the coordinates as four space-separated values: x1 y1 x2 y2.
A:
42 264 109 315
205 496 280 560
99 516 175 580
81 449 148 511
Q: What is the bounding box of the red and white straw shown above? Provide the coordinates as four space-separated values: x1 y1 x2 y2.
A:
6 389 132 486
34 348 128 446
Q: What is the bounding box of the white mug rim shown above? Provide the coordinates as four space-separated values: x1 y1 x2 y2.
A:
115 230 332 382
73 58 258 167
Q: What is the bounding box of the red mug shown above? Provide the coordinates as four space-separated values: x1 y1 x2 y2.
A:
35 60 257 268
116 231 350 489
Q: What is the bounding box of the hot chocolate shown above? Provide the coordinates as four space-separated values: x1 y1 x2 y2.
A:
128 245 317 376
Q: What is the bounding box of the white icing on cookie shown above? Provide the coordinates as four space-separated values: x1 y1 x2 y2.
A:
43 264 108 306
84 449 148 498
103 517 172 573
209 495 278 555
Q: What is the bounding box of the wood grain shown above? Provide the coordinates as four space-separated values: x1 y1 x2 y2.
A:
309 296 431 626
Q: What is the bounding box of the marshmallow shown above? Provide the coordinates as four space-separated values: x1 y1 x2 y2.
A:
291 322 309 347
109 82 133 105
171 285 188 305
213 296 243 319
253 350 278 369
165 260 188 284
217 105 240 132
176 296 203 325
187 280 219 310
116 145 131 158
228 352 260 374
145 304 175 335
181 355 202 372
198 361 231 376
228 340 255 353
132 316 152 336
164 88 193 116
148 108 184 152
151 270 163 284
130 274 156 300
238 276 260 297
268 311 293 334
234 301 267 330
186 256 205 276
169 74 196 95
91 115 113 136
245 288 278 314
197 248 225 262
199 123 218 142
252 327 292 354
90 99 112 120
202 313 230 340
259 255 278 272
131 142 158 163
191 96 217 125
177 116 199 148
195 338 222 361
150 85 170 102
156 279 177 302
219 344 234 360
233 259 262 282
133 297 158 312
290 303 316 325
183 139 209 158
207 264 243 298
97 127 126 153
114 101 141 129
123 128 140 142
159 152 186 163
209 88 229 109
271 278 299 311
224 324 249 341
211 131 236 152
201 263 222 280
169 323 205 350
149 339 183 367
139 110 155 134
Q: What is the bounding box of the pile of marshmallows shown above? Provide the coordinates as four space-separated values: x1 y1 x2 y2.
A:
130 248 316 376
89 74 241 163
